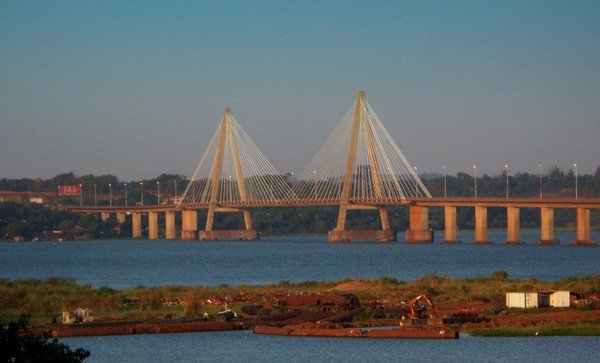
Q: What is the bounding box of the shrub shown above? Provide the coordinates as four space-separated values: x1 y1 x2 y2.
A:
0 314 90 362
183 298 204 317
490 271 508 281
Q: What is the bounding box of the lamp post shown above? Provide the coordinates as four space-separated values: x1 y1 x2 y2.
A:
172 179 177 205
124 183 128 206
538 164 543 199
473 165 477 198
109 183 112 206
94 184 97 207
156 181 160 205
574 163 578 199
79 184 83 206
443 165 447 198
140 182 144 206
504 164 509 198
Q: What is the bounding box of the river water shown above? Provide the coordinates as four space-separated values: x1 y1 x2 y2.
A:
2 230 599 362
0 231 598 288
62 330 600 363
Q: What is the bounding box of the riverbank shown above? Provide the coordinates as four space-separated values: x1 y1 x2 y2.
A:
1 273 599 336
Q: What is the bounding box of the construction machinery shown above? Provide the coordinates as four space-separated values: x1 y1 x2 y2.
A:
408 293 436 319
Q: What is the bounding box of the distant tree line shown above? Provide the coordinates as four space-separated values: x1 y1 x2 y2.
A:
1 166 599 240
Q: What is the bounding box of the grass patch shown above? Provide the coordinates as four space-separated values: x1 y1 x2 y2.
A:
2 275 600 328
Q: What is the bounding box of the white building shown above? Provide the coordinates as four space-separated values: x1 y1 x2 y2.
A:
506 291 570 308
506 292 539 308
549 291 570 307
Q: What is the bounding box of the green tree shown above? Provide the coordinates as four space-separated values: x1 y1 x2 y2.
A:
0 314 90 362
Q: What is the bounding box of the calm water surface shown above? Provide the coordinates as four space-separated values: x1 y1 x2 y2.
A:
62 330 600 363
0 231 598 288
3 231 599 361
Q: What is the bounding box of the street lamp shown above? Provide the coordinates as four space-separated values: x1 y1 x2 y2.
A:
140 182 144 206
109 183 112 206
157 181 160 205
94 184 97 207
473 165 477 198
79 184 83 206
443 165 447 198
574 163 578 199
124 183 128 206
172 179 178 205
538 164 543 199
504 164 509 198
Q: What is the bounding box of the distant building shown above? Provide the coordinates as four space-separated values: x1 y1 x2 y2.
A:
0 191 59 206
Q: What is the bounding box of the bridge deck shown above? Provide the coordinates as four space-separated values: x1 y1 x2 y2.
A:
66 197 600 213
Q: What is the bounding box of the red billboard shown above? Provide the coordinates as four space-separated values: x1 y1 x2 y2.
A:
58 185 83 196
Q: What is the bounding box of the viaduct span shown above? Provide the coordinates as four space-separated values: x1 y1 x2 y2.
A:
67 92 598 245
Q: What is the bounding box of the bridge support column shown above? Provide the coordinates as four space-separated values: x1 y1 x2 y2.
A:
165 211 176 240
116 212 126 224
474 206 490 244
200 208 258 241
405 206 433 243
181 210 197 240
573 208 596 245
505 207 523 244
329 206 396 243
443 206 460 243
132 212 142 239
101 212 110 222
148 211 158 240
537 207 559 245
378 208 389 231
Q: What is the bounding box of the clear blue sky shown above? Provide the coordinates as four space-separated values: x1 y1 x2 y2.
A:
1 1 599 181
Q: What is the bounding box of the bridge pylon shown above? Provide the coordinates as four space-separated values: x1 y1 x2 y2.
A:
293 91 431 242
200 108 257 240
329 91 395 242
180 107 295 240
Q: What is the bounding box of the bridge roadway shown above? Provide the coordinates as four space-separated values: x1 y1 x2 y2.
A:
65 197 599 244
67 197 600 213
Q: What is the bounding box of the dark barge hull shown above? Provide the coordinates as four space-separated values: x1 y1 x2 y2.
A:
47 321 244 337
253 325 458 339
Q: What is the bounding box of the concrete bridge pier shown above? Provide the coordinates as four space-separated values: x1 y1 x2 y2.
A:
328 206 396 243
116 212 126 224
148 211 158 240
165 211 176 240
505 207 523 244
537 207 559 244
573 208 596 245
199 208 258 241
132 212 142 239
474 206 490 244
443 206 460 243
181 210 198 240
405 206 434 243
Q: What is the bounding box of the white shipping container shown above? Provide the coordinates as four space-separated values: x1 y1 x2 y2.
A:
506 292 539 308
550 291 570 307
525 292 538 308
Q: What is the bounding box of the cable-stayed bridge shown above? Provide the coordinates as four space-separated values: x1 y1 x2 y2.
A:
68 92 599 244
